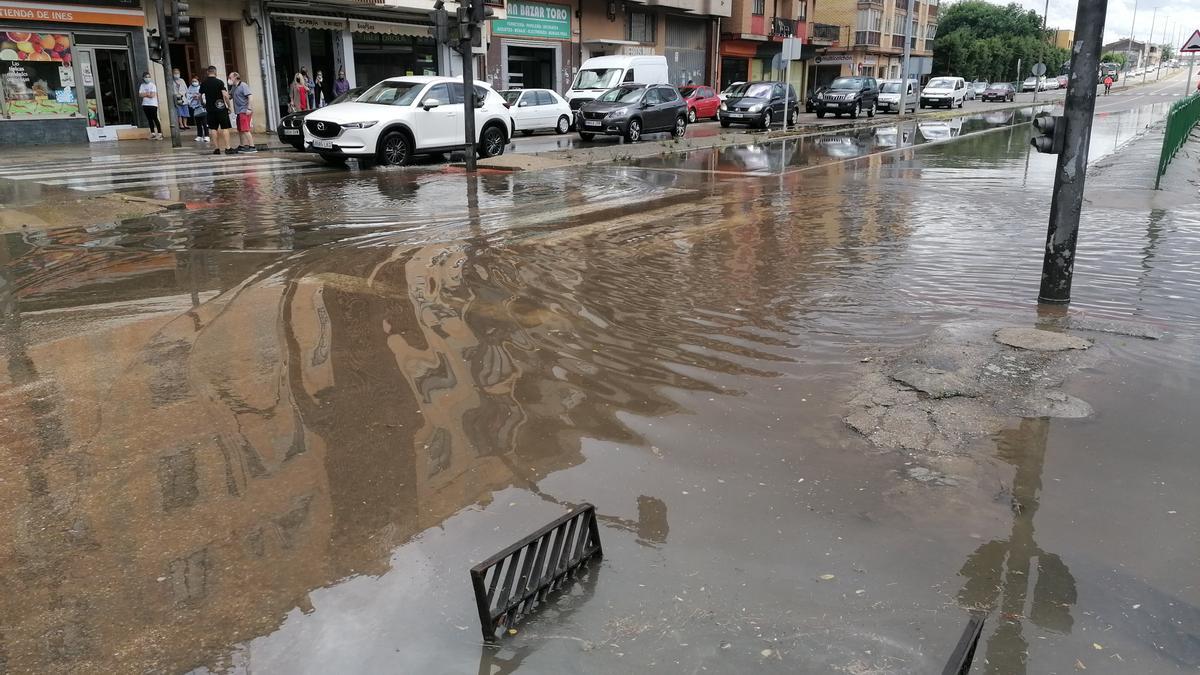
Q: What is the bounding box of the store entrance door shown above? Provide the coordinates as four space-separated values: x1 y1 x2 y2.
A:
77 47 136 126
506 45 555 90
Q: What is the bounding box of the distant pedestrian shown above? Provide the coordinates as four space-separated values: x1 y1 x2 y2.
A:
289 73 310 113
1103 75 1113 95
139 72 163 140
333 68 350 97
172 68 190 130
314 70 327 108
301 66 315 108
187 76 208 142
229 71 256 153
199 65 235 155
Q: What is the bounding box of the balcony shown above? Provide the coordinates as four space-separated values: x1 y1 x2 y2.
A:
854 30 881 46
856 0 882 6
812 22 841 42
771 17 798 37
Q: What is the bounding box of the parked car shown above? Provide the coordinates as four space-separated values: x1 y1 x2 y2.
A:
1040 77 1058 90
577 83 688 142
678 85 721 122
981 82 1016 102
804 85 827 113
1021 76 1041 92
302 75 512 167
969 81 989 98
963 83 977 100
719 80 801 127
501 88 572 135
277 86 366 150
719 81 746 102
919 76 967 109
811 76 879 119
876 79 917 114
565 55 669 113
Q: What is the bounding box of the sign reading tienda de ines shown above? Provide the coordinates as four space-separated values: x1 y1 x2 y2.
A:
492 1 571 40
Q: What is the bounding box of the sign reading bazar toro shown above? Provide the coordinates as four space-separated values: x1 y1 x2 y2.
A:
492 0 570 40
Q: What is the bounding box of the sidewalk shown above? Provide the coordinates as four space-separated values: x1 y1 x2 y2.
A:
1087 121 1200 209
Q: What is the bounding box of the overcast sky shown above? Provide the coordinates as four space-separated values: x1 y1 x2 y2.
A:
978 0 1200 50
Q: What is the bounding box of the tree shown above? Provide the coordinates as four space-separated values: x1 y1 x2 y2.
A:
933 1 1069 82
1160 45 1175 61
1100 51 1128 66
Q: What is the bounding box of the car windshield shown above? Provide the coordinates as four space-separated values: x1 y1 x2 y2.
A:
501 90 522 105
330 87 365 105
830 78 864 90
927 78 956 89
596 86 644 103
574 68 623 90
881 82 902 93
359 81 422 106
729 82 774 98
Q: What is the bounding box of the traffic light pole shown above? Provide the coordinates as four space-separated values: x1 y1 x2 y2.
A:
153 0 182 148
460 12 478 173
1037 0 1107 304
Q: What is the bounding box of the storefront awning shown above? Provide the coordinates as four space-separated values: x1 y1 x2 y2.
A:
272 13 350 30
350 18 429 36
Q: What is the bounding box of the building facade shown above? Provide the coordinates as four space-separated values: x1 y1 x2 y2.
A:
807 0 935 87
719 0 817 94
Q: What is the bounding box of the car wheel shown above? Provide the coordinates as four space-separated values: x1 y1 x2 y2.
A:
520 129 534 137
687 108 697 124
720 119 731 128
920 103 926 109
850 102 860 119
379 131 411 166
477 125 505 158
866 103 875 118
578 131 595 141
958 99 964 108
816 111 826 119
788 107 798 126
672 115 687 138
759 111 772 129
625 118 642 142
320 154 347 167
556 115 570 134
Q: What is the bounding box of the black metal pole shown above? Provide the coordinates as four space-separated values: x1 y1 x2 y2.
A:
1037 0 1108 303
154 0 182 148
460 15 478 173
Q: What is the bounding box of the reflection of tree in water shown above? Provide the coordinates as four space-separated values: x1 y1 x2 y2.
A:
957 418 1077 675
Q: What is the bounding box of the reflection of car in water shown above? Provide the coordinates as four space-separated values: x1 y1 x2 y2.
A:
713 140 801 173
982 110 1015 125
874 125 900 148
814 132 870 159
917 118 963 142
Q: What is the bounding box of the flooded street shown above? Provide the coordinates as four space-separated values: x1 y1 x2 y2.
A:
1 100 1198 674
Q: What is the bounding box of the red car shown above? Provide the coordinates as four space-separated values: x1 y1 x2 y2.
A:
678 85 721 123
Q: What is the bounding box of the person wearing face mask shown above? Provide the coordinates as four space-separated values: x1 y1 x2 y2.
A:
228 72 256 153
199 65 235 155
172 68 190 131
138 72 163 140
187 76 208 142
289 72 309 114
313 71 327 108
300 66 314 108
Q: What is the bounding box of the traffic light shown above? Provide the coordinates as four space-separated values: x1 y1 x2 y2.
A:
1030 114 1064 154
148 31 163 62
469 0 495 24
430 3 449 44
170 0 191 39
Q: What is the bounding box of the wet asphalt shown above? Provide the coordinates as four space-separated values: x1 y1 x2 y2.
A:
0 71 1197 674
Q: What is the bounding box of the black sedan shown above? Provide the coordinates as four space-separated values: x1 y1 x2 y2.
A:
277 86 366 149
981 83 1016 102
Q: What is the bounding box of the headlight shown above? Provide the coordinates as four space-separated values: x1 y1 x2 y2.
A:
719 102 727 111
749 104 764 113
342 121 378 129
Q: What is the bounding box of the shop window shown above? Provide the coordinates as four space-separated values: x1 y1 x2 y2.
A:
0 31 81 119
220 20 242 76
627 11 656 43
752 0 765 15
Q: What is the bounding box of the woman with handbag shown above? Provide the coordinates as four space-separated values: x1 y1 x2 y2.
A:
289 73 310 113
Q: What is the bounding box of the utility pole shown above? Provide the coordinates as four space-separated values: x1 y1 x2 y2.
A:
1036 0 1108 304
153 0 181 147
899 0 913 117
1125 0 1138 74
1143 7 1157 84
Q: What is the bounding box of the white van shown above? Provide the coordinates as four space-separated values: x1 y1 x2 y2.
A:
565 55 670 110
919 76 967 109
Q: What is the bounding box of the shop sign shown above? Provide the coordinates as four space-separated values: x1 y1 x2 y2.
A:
861 56 877 65
1 30 80 117
618 45 655 56
492 0 570 40
349 19 428 37
272 13 349 32
0 0 143 26
815 54 852 64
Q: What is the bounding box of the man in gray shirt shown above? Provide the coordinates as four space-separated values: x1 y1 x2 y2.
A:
229 72 256 153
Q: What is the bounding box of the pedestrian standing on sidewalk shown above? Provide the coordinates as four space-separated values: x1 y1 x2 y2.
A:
229 72 256 153
313 71 327 108
187 76 208 142
301 67 315 109
139 72 163 140
172 68 190 130
333 69 350 98
289 73 310 113
199 65 235 155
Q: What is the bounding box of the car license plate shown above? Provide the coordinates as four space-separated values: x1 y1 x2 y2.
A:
824 102 838 108
312 139 333 149
584 120 601 128
283 129 300 136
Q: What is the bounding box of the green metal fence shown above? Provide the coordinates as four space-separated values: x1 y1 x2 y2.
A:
1155 92 1200 189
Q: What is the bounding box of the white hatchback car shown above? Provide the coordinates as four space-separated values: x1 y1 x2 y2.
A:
501 88 572 135
302 76 513 167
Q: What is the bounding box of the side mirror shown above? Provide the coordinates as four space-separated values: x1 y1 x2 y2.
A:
518 100 528 107
422 98 442 110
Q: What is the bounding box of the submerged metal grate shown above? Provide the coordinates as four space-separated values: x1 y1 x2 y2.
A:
942 611 986 675
470 504 603 640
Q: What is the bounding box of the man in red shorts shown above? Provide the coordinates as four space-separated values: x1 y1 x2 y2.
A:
229 71 257 154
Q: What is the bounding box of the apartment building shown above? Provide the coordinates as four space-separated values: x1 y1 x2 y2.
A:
807 0 936 87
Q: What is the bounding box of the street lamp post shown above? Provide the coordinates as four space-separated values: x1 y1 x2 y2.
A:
1125 0 1138 74
1143 7 1158 84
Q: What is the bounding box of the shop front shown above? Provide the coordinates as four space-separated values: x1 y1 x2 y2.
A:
0 0 147 145
487 0 573 92
719 39 780 90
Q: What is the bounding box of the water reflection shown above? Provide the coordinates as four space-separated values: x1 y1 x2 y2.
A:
957 418 1077 674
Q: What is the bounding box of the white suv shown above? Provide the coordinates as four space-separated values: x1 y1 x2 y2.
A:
302 76 513 167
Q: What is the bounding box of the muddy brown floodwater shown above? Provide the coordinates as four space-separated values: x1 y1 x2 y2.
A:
0 103 1197 674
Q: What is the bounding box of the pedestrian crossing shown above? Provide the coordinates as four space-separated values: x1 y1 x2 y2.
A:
0 151 332 193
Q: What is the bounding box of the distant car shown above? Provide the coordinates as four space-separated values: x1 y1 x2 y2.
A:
719 80 801 127
811 76 879 119
501 88 572 135
969 81 989 97
277 86 366 150
678 85 721 123
718 81 745 102
920 76 968 109
1021 76 1040 92
577 83 688 142
1040 77 1057 91
981 82 1016 102
876 79 917 114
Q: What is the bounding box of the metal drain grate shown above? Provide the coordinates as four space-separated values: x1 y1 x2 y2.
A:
470 504 603 640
